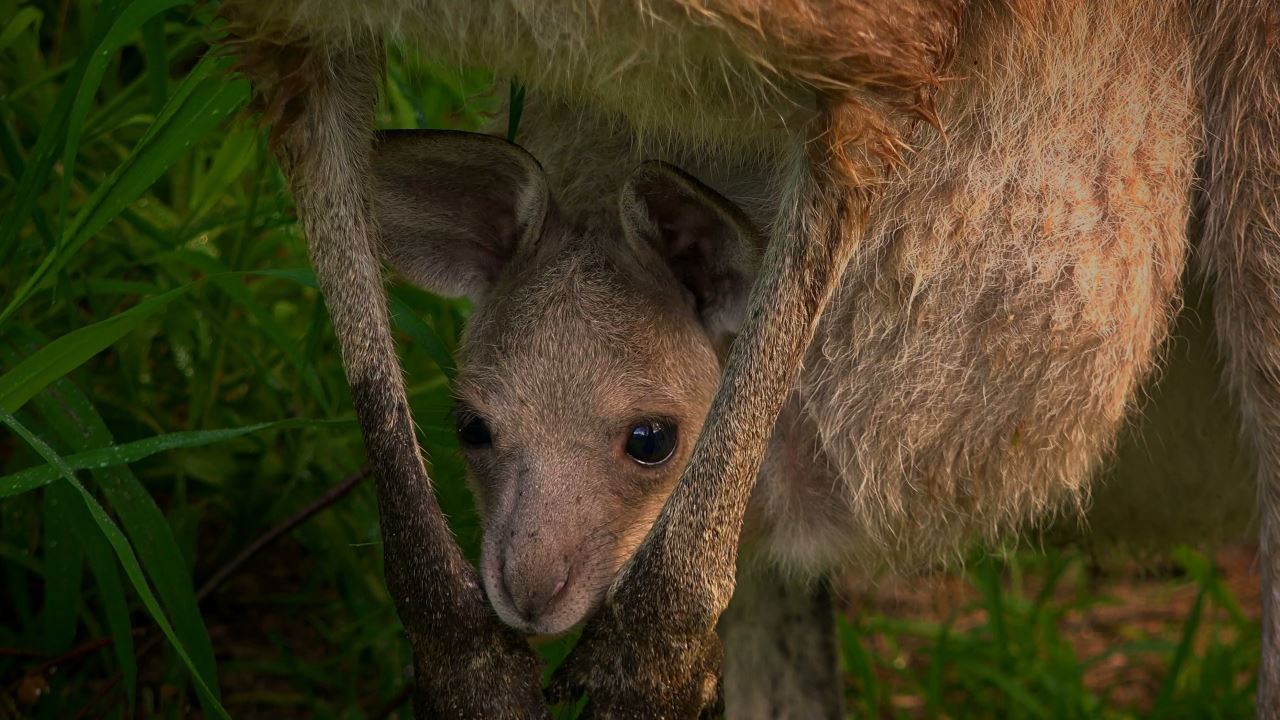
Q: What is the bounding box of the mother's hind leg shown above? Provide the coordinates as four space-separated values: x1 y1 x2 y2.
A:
719 561 843 719
1195 3 1280 715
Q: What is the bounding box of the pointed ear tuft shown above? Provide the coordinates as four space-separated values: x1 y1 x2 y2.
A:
371 130 549 301
620 161 762 341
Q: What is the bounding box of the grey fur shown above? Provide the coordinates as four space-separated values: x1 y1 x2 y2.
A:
219 1 1280 717
1194 2 1280 716
719 560 842 719
261 45 547 719
372 130 548 301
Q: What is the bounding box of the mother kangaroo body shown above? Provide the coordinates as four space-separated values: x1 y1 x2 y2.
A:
221 1 1280 717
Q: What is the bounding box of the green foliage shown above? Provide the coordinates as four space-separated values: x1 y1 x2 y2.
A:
0 2 490 715
0 1 1258 718
836 549 1259 719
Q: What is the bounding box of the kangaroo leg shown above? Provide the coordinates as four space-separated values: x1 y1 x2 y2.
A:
239 40 547 718
719 563 842 720
1194 3 1280 717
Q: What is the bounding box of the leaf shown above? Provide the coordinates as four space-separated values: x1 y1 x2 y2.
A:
141 15 169 112
837 614 880 716
0 7 42 56
0 118 56 246
1152 582 1208 718
184 127 258 223
0 54 248 325
250 267 318 288
389 290 456 379
926 620 952 719
60 483 140 709
250 267 458 377
42 473 140 707
172 251 330 408
507 79 526 142
0 407 230 720
41 482 84 652
963 661 1052 719
7 335 218 706
0 285 190 414
0 418 348 498
974 554 1011 671
59 0 193 234
0 0 127 261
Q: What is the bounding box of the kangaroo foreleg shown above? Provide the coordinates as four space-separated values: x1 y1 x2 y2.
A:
246 40 548 719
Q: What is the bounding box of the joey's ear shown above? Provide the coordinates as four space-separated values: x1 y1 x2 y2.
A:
371 129 549 300
620 161 762 340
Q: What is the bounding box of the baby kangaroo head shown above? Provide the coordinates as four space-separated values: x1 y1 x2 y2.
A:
371 130 761 634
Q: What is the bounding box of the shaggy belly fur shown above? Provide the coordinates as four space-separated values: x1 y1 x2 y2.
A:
751 2 1202 572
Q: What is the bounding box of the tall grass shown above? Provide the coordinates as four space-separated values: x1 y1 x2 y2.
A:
0 2 490 715
0 1 1259 717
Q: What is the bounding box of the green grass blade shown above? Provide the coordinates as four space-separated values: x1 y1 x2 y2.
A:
250 267 319 288
182 127 258 226
964 662 1052 719
43 476 139 707
41 482 84 652
252 266 460 378
172 251 331 408
58 0 192 232
14 351 218 706
0 117 57 246
0 55 248 324
389 290 457 379
926 620 952 719
0 0 127 259
1175 546 1250 626
141 16 170 112
0 7 43 55
71 491 140 710
62 52 246 247
507 79 526 142
975 554 1012 670
0 407 230 719
836 614 880 716
1152 586 1208 718
0 418 347 498
0 285 190 414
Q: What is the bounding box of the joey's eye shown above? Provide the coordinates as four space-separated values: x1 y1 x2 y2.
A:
624 420 677 466
457 415 493 447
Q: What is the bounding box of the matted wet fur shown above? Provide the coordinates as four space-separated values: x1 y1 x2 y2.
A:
217 1 1280 718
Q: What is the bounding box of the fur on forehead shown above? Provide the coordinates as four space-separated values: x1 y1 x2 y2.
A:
454 220 720 406
466 220 700 351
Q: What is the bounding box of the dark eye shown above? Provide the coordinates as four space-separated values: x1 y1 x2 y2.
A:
457 415 492 447
624 420 677 466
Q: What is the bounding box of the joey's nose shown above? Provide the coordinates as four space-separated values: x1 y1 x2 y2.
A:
502 552 570 624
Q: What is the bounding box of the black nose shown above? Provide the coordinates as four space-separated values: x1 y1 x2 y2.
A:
502 551 570 624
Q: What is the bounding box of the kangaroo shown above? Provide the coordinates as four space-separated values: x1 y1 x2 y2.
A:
219 1 1280 717
367 124 1233 719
